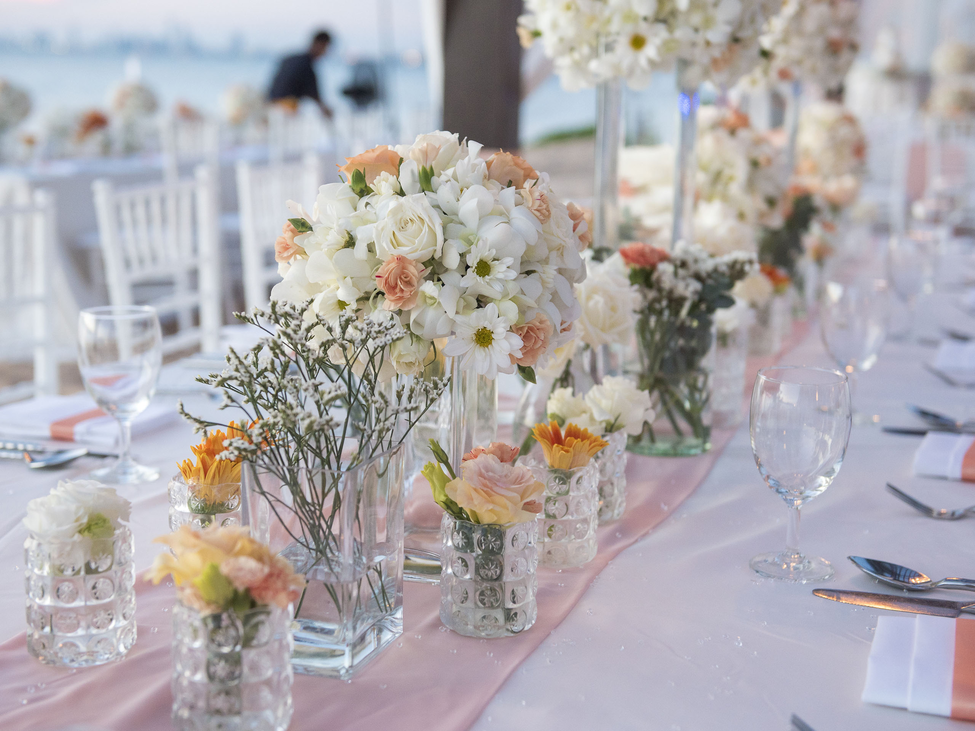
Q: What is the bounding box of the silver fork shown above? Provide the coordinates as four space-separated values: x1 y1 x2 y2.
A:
886 483 975 520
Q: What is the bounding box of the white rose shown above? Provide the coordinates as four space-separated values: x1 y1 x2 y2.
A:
574 268 638 348
23 494 85 541
732 271 774 307
390 336 432 376
546 387 590 424
396 131 463 174
373 193 444 262
53 480 131 526
585 376 654 436
536 338 577 380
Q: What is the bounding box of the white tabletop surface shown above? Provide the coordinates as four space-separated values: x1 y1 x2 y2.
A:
1 290 975 731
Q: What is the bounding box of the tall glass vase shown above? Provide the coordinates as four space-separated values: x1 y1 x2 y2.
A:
444 356 498 467
672 60 700 247
783 80 802 178
241 444 407 680
593 77 623 254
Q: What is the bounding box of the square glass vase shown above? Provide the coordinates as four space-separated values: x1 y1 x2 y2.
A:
168 474 241 531
242 444 407 679
25 525 136 667
171 601 294 731
595 430 628 524
531 460 599 569
439 514 538 638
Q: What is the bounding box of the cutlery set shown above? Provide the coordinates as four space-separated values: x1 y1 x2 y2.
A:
0 440 113 469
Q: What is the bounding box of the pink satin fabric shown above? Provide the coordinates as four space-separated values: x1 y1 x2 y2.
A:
0 326 807 731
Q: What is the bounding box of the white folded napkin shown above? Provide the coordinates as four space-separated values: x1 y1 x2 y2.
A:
913 432 975 482
0 393 178 449
934 341 975 372
863 615 975 721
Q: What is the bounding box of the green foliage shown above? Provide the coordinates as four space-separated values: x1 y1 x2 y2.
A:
418 165 435 193
759 193 817 279
349 168 373 197
517 365 537 384
288 217 313 233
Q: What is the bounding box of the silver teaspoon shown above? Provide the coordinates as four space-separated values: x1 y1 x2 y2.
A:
849 556 975 592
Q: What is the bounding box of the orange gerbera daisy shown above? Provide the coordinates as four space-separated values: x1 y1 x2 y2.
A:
178 421 251 487
531 421 608 470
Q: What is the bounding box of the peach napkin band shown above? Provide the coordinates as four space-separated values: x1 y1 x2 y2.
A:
963 441 975 483
954 619 975 720
50 409 107 441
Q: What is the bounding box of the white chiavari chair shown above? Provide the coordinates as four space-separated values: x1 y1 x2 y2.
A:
267 105 331 165
0 185 59 403
236 152 322 312
160 115 221 185
92 165 222 357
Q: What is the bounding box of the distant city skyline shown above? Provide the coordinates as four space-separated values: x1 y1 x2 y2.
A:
0 0 425 55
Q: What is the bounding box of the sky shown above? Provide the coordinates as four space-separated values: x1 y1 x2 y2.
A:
0 0 426 54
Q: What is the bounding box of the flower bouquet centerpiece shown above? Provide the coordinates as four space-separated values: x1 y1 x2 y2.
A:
180 301 446 678
24 480 135 667
544 377 653 524
734 263 792 356
0 78 31 163
529 420 606 568
108 79 159 155
424 439 543 638
621 241 754 456
169 423 248 530
270 130 586 469
149 525 303 731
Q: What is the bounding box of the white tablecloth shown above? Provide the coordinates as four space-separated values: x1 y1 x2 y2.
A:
0 292 974 730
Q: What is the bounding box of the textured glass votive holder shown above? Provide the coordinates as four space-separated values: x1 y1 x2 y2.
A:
532 460 599 569
25 526 137 667
168 474 241 531
439 514 538 638
171 601 294 731
595 430 628 524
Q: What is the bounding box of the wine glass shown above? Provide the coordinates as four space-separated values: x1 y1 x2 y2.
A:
749 366 852 583
77 306 162 484
886 233 936 341
819 277 889 423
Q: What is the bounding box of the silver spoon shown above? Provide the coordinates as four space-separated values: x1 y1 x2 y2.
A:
849 556 975 592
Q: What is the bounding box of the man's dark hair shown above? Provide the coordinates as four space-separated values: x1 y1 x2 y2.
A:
312 30 332 47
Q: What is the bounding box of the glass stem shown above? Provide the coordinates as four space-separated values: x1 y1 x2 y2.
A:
672 59 699 248
117 417 133 465
785 504 801 560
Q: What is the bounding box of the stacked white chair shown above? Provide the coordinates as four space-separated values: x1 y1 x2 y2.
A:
0 179 59 403
236 152 322 312
92 165 222 357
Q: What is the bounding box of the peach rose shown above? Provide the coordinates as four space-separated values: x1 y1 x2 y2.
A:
486 151 538 189
619 242 670 269
720 108 751 133
338 144 403 185
510 314 553 367
376 255 424 311
519 186 551 223
463 442 520 463
444 454 544 525
567 202 593 250
274 221 304 263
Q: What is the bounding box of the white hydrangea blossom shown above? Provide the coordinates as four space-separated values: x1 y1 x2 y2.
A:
518 0 778 90
0 79 31 133
109 81 158 120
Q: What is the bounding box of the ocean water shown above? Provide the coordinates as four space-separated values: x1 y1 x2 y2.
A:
0 50 679 147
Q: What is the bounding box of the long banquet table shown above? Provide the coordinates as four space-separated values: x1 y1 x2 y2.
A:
0 291 973 730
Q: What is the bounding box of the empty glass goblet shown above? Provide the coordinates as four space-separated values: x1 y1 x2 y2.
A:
820 278 889 422
886 233 936 341
77 306 162 484
749 366 852 583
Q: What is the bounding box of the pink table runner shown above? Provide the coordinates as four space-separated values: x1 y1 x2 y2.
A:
0 326 807 731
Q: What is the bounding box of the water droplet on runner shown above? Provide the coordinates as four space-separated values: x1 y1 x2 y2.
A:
379 683 387 690
660 502 669 511
734 637 742 647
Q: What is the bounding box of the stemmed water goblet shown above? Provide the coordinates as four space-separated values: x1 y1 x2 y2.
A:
886 233 935 342
77 305 163 484
820 277 889 423
749 366 852 583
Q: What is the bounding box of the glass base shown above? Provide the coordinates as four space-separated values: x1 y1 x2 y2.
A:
627 433 711 457
290 609 402 679
750 551 834 583
90 458 159 485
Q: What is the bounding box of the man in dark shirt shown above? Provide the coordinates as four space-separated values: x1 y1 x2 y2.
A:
268 30 334 119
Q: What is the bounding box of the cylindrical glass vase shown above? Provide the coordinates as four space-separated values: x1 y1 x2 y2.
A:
593 77 623 253
171 601 294 731
749 296 785 356
595 430 627 524
444 356 498 467
25 526 136 667
439 514 538 638
532 460 599 569
241 444 407 679
712 323 750 430
168 474 241 530
672 59 701 247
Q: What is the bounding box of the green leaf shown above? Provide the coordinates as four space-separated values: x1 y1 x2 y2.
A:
517 365 536 384
418 165 435 193
232 590 254 616
427 439 455 479
193 563 236 610
422 461 467 519
349 168 374 197
287 217 312 233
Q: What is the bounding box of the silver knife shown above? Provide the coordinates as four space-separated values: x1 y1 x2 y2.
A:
882 426 975 436
813 589 975 617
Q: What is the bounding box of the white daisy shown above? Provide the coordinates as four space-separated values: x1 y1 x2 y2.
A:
459 239 517 299
441 303 523 378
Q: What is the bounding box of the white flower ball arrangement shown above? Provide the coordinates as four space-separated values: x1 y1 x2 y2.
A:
0 78 31 134
221 84 266 126
795 101 866 215
931 40 975 79
744 0 859 91
109 81 159 120
271 131 589 380
518 0 779 91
